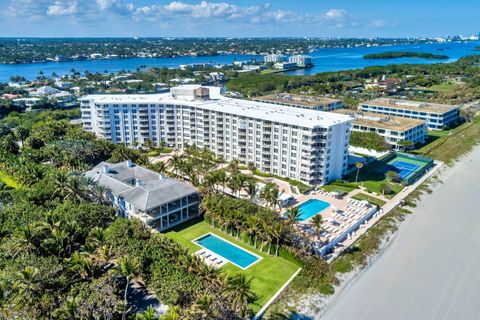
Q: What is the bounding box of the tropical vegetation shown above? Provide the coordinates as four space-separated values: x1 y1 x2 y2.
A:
0 109 258 319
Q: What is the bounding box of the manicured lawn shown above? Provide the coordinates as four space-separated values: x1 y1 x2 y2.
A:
428 83 458 92
254 170 311 193
165 220 300 312
0 170 22 190
260 68 277 74
321 184 356 194
352 193 386 207
343 161 403 198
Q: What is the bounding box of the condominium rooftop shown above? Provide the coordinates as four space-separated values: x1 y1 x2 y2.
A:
362 98 458 114
254 93 342 108
82 86 353 128
84 161 197 211
333 109 426 132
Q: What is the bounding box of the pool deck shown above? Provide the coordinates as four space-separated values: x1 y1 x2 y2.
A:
282 190 378 256
280 160 442 259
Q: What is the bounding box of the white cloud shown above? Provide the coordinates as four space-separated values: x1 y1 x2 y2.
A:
324 9 348 20
3 0 376 31
96 0 133 15
47 1 78 16
372 19 388 28
5 0 51 18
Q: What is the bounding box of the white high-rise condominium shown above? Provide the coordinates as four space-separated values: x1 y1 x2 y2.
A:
80 85 353 185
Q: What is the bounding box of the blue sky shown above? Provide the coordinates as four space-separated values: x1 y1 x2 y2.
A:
1 0 479 38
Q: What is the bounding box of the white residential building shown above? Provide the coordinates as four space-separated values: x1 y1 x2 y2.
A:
264 54 286 63
333 109 428 149
273 62 297 70
360 98 460 130
288 55 313 67
80 85 353 185
30 86 60 97
84 160 200 231
254 93 343 111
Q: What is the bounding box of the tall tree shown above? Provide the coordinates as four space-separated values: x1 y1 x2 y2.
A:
114 255 140 320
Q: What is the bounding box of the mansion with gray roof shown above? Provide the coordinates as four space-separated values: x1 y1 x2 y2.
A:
85 160 200 231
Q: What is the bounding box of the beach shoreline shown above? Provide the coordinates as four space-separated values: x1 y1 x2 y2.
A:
317 144 480 319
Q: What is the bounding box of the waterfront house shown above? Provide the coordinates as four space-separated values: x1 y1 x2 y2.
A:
84 161 200 231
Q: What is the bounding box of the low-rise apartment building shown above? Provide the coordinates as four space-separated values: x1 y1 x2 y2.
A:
273 62 297 70
80 85 353 186
84 160 200 231
264 54 286 63
333 109 428 149
359 98 460 130
254 93 343 111
288 55 313 67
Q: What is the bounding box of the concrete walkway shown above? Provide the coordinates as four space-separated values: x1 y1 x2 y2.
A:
320 146 480 320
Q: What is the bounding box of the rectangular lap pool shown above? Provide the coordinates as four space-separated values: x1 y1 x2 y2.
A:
193 233 260 269
297 199 330 222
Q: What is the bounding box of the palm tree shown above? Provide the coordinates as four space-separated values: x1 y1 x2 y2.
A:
67 252 94 280
270 224 284 256
227 178 239 197
187 294 214 319
245 180 257 200
135 305 158 320
168 154 182 178
247 161 256 175
0 135 19 155
311 214 323 239
161 306 180 320
230 174 246 197
12 127 29 146
54 297 79 320
12 224 39 257
42 228 70 257
224 274 256 317
227 160 239 175
90 183 111 205
268 184 281 209
149 161 167 174
14 266 41 302
215 170 228 192
114 255 140 320
287 207 300 225
52 172 87 203
245 218 259 248
355 162 364 183
87 227 106 247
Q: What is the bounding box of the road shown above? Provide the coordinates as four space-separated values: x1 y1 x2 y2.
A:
320 146 480 320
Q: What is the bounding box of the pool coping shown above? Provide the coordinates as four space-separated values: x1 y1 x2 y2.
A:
295 198 331 223
192 232 263 270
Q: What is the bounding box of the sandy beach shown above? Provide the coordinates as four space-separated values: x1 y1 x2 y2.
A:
319 145 480 320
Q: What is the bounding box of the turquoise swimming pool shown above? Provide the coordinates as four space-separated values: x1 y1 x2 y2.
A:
194 233 260 269
296 199 330 221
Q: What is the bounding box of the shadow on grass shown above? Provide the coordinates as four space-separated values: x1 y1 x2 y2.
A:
163 216 205 233
411 134 442 153
345 160 387 184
